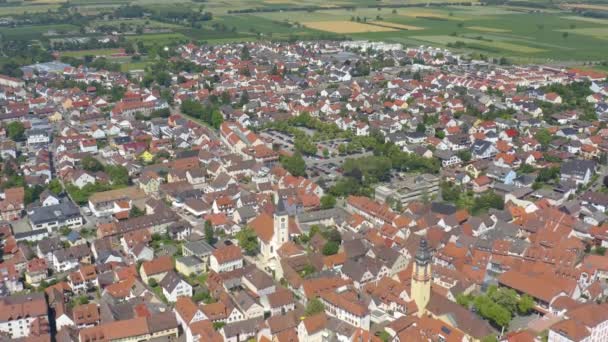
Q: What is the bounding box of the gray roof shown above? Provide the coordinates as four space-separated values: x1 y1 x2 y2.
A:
159 271 185 292
222 317 263 338
183 240 214 257
561 159 596 177
176 255 203 267
29 199 81 225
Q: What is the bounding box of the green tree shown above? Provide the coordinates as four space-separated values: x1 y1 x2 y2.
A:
48 179 63 195
236 227 259 256
482 335 498 342
81 156 104 172
322 241 339 256
416 122 426 133
148 278 158 287
320 195 336 209
534 128 552 148
473 295 512 328
6 121 25 141
204 220 215 245
106 165 130 186
457 150 472 163
281 152 307 177
130 206 144 217
517 294 535 315
304 298 325 316
323 148 330 159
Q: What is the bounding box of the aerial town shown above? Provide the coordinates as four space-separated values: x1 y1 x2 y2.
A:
0 40 608 342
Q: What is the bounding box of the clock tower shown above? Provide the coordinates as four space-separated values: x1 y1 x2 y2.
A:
411 238 432 317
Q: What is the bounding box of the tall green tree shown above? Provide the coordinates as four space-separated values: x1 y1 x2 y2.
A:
281 152 306 177
236 227 259 256
204 220 215 245
304 298 325 316
6 122 25 141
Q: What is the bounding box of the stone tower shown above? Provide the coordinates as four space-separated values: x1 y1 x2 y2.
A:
411 238 432 317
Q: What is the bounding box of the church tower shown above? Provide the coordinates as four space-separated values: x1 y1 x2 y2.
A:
411 238 432 317
273 198 289 250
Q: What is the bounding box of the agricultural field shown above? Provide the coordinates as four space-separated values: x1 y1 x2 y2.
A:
303 21 397 33
1 0 608 66
60 48 124 58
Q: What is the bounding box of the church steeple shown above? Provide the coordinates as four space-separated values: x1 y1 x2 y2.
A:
273 197 289 249
411 238 432 317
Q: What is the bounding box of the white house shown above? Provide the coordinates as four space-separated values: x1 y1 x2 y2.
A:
209 245 243 273
160 271 193 303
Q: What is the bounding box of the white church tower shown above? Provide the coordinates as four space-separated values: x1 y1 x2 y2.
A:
273 197 289 250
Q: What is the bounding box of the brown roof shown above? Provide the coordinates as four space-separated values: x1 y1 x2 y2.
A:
249 212 274 243
319 291 368 317
426 292 494 338
79 316 149 342
498 270 566 303
188 320 223 342
141 255 173 277
550 319 590 341
267 289 295 308
302 312 327 334
72 303 100 326
212 245 243 264
0 293 47 321
175 297 200 323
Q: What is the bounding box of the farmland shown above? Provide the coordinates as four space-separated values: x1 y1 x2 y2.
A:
0 0 607 70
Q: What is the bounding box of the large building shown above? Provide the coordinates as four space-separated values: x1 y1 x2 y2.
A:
28 199 83 232
0 293 48 339
375 173 440 206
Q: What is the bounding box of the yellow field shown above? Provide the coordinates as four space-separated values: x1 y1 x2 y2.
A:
562 3 608 11
371 21 424 30
468 26 510 33
304 21 397 33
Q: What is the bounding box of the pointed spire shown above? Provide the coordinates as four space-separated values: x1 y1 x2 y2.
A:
275 196 287 216
415 238 430 266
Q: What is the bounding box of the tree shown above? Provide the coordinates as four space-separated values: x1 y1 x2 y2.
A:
106 165 130 186
534 128 552 148
457 150 472 163
48 179 63 195
416 122 426 133
482 335 498 342
6 121 25 141
517 294 535 315
148 278 158 287
130 206 144 217
181 99 204 117
323 148 329 159
204 220 215 245
473 295 511 328
281 152 307 177
305 298 325 316
81 156 104 172
322 241 339 256
236 227 259 256
320 195 336 209
241 46 251 60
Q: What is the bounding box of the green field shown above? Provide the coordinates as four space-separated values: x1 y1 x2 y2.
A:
61 48 124 57
1 0 608 64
